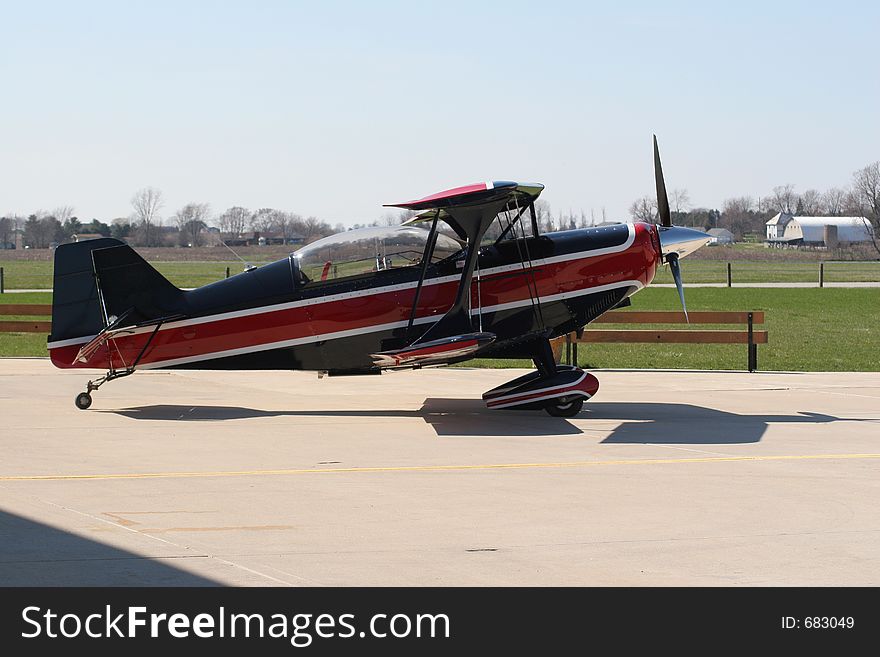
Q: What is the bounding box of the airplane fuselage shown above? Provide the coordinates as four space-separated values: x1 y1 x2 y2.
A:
48 222 661 373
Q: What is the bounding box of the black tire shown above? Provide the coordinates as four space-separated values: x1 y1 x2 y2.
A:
544 397 583 417
75 392 92 410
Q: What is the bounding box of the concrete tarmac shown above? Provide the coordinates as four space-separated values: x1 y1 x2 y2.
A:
1 358 878 586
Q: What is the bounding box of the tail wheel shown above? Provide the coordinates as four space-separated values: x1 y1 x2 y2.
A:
75 392 92 410
544 397 583 417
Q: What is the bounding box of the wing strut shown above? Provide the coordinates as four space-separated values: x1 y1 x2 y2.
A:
405 215 439 339
412 199 508 344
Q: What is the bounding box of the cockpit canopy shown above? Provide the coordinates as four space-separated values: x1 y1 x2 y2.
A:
294 225 463 283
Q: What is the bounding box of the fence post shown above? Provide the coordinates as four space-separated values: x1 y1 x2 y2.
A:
0 266 4 294
225 266 230 279
727 262 732 287
819 262 824 288
747 312 757 372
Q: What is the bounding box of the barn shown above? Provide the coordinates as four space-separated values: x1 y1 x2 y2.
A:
765 212 793 239
766 215 874 247
706 228 734 245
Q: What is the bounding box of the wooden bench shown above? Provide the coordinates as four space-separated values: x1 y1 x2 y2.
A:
0 304 52 334
556 310 768 372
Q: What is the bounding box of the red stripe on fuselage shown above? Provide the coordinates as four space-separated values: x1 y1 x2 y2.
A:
49 224 659 369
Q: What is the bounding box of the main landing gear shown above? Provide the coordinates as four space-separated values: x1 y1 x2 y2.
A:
544 396 584 418
481 338 599 416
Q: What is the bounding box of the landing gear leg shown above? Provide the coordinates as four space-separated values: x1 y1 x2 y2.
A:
532 337 558 378
533 337 584 416
74 367 135 410
73 320 163 409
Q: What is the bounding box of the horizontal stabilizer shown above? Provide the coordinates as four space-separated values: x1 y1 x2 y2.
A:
71 312 185 365
73 326 136 365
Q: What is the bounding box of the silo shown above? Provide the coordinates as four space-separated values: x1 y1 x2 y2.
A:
824 224 838 248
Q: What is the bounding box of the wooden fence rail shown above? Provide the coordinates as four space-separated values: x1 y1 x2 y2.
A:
0 304 53 335
558 309 767 372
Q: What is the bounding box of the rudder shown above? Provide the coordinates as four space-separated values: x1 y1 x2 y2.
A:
50 239 185 345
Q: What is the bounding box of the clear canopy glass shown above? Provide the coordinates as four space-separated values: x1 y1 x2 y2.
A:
294 225 463 283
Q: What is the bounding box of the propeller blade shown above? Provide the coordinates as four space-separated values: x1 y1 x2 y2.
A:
653 134 672 228
666 252 688 323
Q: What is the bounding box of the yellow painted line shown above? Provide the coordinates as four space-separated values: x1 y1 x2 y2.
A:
2 453 880 482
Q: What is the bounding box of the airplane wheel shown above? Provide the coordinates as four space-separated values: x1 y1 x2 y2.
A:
75 392 92 410
544 397 583 417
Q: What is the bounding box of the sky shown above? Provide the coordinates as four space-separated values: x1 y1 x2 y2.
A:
1 0 878 226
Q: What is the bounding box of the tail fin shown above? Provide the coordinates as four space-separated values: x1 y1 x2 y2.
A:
50 239 184 344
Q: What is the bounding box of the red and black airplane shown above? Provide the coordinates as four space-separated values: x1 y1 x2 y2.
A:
48 137 708 415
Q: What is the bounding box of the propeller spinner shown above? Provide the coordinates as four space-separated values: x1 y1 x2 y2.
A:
652 135 711 321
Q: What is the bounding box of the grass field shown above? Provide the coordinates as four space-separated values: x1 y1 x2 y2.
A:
0 260 270 289
2 288 878 371
2 256 880 289
0 292 52 356
653 259 880 284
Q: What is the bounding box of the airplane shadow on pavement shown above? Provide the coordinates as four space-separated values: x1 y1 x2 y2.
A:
101 399 863 444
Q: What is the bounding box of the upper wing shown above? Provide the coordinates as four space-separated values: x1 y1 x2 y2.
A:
387 181 544 240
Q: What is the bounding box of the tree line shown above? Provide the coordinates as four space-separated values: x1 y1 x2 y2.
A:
0 187 345 249
627 160 880 251
4 159 878 251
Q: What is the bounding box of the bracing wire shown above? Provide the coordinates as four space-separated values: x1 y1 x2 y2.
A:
508 195 546 330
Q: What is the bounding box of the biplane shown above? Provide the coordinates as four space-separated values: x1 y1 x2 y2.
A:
48 137 709 416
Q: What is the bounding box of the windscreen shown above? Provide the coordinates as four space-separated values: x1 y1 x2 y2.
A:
295 225 462 283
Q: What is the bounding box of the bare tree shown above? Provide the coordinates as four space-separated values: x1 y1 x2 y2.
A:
670 188 691 214
628 196 657 223
843 189 865 216
822 187 847 216
798 189 822 216
53 205 75 225
380 211 407 227
250 208 278 234
720 196 755 239
266 211 306 242
852 161 880 253
173 202 211 247
771 184 797 214
302 216 331 243
130 187 164 246
275 212 292 239
218 206 250 237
